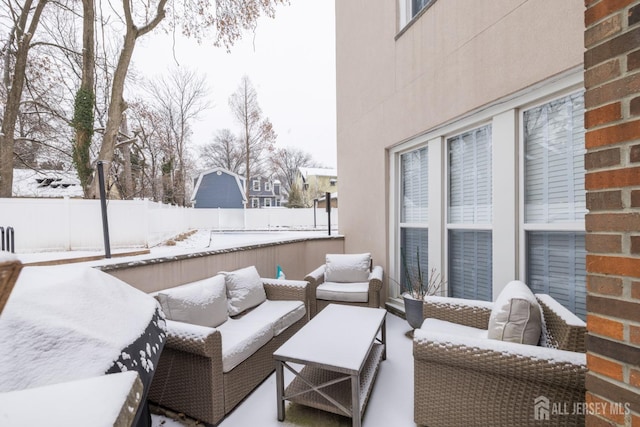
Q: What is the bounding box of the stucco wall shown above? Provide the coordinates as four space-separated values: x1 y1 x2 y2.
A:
335 0 585 296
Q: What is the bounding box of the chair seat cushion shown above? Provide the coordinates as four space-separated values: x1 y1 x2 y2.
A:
217 319 273 373
155 275 228 328
221 266 267 316
231 299 306 336
421 318 488 340
488 280 542 345
316 281 369 303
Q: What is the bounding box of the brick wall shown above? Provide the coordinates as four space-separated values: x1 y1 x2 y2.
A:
584 1 640 426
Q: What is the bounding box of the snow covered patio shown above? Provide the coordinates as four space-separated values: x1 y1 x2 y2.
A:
151 310 414 427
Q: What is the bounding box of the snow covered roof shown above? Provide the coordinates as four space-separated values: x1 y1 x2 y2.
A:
12 169 83 198
298 167 337 178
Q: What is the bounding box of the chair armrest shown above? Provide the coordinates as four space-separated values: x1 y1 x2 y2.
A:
413 329 586 387
423 295 493 329
164 320 222 358
368 266 383 291
262 278 308 302
304 265 325 288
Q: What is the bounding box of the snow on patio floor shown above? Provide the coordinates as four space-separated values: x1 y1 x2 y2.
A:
151 311 415 427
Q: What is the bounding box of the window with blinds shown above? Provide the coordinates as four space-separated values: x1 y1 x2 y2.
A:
447 125 493 301
397 146 428 298
523 92 586 319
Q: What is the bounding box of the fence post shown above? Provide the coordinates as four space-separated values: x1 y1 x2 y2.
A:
97 161 111 258
0 227 4 251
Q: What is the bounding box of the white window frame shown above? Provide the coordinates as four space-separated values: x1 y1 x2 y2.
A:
265 198 272 207
251 198 259 208
265 181 272 192
388 67 584 310
518 90 587 317
252 180 260 191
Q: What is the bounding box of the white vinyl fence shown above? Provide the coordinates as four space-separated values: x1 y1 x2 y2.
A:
0 198 338 253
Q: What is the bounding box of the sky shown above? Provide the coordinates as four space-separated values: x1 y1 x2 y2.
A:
131 1 337 169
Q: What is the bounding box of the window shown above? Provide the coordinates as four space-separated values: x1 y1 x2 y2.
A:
251 198 259 208
398 0 437 28
265 198 272 207
522 92 586 319
252 180 260 191
265 181 272 192
447 125 493 301
330 178 337 186
394 146 428 298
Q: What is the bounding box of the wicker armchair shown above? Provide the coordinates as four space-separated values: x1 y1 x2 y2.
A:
304 254 383 317
413 294 587 427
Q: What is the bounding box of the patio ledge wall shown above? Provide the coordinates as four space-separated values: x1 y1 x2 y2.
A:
98 236 345 293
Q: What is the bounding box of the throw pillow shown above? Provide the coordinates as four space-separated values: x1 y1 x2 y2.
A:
156 275 228 328
487 280 542 345
325 253 371 283
221 266 267 316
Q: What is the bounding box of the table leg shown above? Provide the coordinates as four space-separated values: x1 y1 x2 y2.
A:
276 360 285 421
351 374 361 427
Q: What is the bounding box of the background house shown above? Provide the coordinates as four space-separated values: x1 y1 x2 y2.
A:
191 168 246 209
296 167 337 207
336 0 640 424
248 176 282 208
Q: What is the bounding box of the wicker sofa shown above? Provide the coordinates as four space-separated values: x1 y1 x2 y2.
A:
413 290 587 427
148 267 309 425
304 253 383 317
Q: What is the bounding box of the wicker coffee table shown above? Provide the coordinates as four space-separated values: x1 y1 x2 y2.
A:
273 304 386 427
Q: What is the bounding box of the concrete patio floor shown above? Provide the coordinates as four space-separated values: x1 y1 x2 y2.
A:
151 311 415 427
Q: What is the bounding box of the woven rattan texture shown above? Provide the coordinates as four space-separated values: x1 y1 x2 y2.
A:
422 298 492 329
538 298 586 353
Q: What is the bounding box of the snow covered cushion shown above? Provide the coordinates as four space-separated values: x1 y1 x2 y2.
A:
217 318 273 372
156 275 228 328
316 281 369 302
222 266 267 316
325 253 371 283
421 318 488 340
234 299 306 336
487 280 542 345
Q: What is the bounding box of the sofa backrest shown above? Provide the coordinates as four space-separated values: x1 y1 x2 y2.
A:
536 294 586 353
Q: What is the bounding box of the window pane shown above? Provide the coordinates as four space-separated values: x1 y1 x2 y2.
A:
400 227 428 296
448 230 492 301
448 125 492 224
524 92 586 223
401 147 428 223
527 231 586 320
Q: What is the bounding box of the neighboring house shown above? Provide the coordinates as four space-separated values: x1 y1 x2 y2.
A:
247 176 283 208
336 1 586 314
296 167 338 207
191 168 247 208
316 192 337 209
12 168 83 198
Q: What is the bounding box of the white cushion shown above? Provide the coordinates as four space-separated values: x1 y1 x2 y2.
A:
316 281 369 303
234 299 306 336
421 318 488 340
487 280 542 345
325 253 371 283
221 266 267 316
155 275 228 328
217 319 273 372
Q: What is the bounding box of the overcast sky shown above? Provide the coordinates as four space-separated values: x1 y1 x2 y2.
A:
131 1 337 169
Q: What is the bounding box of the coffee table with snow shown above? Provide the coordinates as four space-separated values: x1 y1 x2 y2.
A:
273 304 386 427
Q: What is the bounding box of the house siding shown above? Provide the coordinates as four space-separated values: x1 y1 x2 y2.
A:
194 172 244 209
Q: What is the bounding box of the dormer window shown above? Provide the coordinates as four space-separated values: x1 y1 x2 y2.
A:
252 180 260 191
265 181 272 192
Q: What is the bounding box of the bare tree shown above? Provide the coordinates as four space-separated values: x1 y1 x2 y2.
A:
140 67 210 205
200 128 244 174
270 146 318 195
0 0 50 196
229 75 276 202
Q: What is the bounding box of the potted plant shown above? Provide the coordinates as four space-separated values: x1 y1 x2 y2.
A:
400 247 446 330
